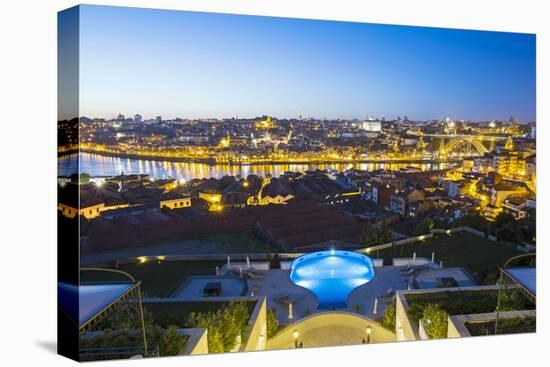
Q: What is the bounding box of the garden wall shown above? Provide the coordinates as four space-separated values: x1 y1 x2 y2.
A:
447 310 536 338
395 285 500 341
179 328 208 355
240 296 267 352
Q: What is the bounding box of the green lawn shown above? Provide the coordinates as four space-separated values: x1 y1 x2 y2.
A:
373 232 524 278
82 260 224 297
81 231 268 297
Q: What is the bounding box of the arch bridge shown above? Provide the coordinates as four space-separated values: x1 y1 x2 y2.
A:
442 136 490 156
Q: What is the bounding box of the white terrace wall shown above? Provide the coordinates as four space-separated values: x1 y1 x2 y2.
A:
395 285 500 341
395 291 419 341
179 328 208 355
240 296 267 352
359 234 434 254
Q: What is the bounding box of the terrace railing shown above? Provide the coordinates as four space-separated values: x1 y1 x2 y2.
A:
79 345 160 361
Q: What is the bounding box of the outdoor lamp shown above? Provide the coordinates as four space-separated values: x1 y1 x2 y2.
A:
366 326 372 343
293 330 299 348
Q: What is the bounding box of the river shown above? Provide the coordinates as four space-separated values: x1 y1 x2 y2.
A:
58 153 455 181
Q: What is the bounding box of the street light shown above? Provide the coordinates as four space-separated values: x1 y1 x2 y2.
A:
292 330 299 348
366 326 372 344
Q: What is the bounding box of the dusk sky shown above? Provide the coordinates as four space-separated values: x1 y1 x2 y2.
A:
76 5 536 122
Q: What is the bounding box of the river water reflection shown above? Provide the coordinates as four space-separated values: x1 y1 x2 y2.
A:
58 153 453 181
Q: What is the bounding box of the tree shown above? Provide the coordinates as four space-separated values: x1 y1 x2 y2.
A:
160 326 185 356
377 222 393 243
415 218 434 235
458 213 489 233
406 303 425 324
360 223 379 246
422 303 448 339
495 213 525 244
499 288 526 312
381 304 396 331
266 308 279 339
186 302 250 353
360 223 393 247
525 208 536 242
99 298 154 331
495 212 515 230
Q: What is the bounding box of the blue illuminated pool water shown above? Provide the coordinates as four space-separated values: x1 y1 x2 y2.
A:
290 250 375 309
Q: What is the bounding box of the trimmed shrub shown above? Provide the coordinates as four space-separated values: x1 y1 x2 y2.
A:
422 303 448 339
266 308 279 339
186 301 250 353
381 304 396 331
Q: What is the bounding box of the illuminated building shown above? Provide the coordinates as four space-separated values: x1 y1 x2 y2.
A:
504 137 514 151
442 180 469 198
255 116 276 130
371 183 396 209
160 196 192 209
58 182 130 219
258 177 294 205
490 180 531 206
198 191 223 211
500 195 534 220
483 203 502 220
218 135 231 148
358 120 381 132
389 188 425 216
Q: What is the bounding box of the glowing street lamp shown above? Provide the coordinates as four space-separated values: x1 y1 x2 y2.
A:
366 326 372 344
292 330 299 348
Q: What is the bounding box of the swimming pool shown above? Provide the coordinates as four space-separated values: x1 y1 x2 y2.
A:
290 250 375 308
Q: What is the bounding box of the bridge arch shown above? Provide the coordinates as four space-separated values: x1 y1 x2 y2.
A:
444 137 489 155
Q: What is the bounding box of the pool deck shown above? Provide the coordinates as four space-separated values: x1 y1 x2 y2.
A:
346 266 406 318
257 266 406 323
414 267 476 289
171 275 246 299
257 270 319 324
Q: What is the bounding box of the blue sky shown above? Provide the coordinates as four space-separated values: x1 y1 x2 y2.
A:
76 5 536 122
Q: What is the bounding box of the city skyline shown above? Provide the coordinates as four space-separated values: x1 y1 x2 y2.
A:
77 112 532 123
72 5 536 122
